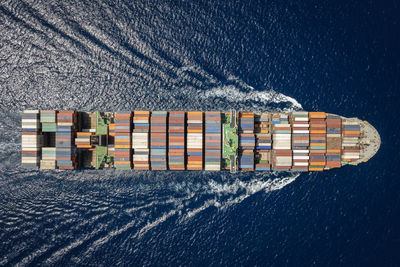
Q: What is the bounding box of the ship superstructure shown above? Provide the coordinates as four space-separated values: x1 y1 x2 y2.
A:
21 110 380 172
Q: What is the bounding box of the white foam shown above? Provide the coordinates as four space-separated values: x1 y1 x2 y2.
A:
202 85 302 111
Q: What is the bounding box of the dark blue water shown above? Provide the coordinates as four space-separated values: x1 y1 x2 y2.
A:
1 0 399 266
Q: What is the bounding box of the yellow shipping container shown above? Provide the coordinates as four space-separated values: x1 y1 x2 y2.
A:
77 132 92 136
310 161 325 165
77 145 92 148
187 129 202 133
309 112 326 119
115 161 131 164
115 145 131 149
310 130 326 134
309 168 324 171
134 111 150 115
327 149 341 153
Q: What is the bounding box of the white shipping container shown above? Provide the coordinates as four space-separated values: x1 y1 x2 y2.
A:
22 124 40 129
187 133 202 137
293 156 309 160
294 162 309 166
23 110 40 114
341 143 358 147
21 157 40 163
327 134 341 137
205 165 220 171
274 124 291 128
293 124 309 127
22 119 40 123
257 143 271 146
42 156 57 160
40 119 56 123
274 147 291 150
132 132 148 137
22 136 41 140
22 140 42 144
133 155 147 160
134 164 150 167
343 122 359 125
294 117 309 122
342 152 360 156
274 134 291 139
342 138 358 143
134 148 149 152
188 145 202 149
292 111 308 115
21 140 42 146
293 149 309 153
42 147 57 152
293 130 309 134
21 147 40 151
132 144 148 149
187 139 202 142
342 155 360 159
275 162 292 167
187 120 203 123
273 140 291 145
22 144 41 148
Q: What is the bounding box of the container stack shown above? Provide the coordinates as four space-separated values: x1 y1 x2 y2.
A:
21 110 41 168
168 111 185 170
109 123 115 137
272 149 292 171
239 134 255 150
114 112 132 170
239 150 254 170
326 115 342 168
238 112 255 171
255 150 270 171
56 111 76 170
132 111 150 170
291 149 309 172
341 120 361 162
272 114 291 149
204 111 221 171
40 110 57 132
255 113 271 171
40 147 56 169
239 112 254 133
150 111 167 170
239 133 255 171
291 112 309 149
186 111 203 170
254 113 269 134
57 111 76 127
272 114 292 170
291 112 310 171
254 113 271 149
309 112 326 171
75 132 92 149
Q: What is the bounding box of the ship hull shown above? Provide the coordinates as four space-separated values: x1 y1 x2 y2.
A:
21 110 380 172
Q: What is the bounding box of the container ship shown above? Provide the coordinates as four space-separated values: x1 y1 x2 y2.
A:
20 110 380 172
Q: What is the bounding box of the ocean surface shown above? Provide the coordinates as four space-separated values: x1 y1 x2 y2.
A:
1 0 400 266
